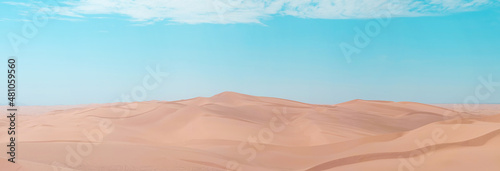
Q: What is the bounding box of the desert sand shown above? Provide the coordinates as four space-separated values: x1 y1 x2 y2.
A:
1 92 499 171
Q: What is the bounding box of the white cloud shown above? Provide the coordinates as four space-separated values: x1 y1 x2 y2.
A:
1 2 32 7
3 0 498 24
0 18 32 22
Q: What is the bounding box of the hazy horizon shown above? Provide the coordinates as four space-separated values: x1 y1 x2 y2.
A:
3 91 500 107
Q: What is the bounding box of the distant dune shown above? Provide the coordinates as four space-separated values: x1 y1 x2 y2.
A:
1 92 499 171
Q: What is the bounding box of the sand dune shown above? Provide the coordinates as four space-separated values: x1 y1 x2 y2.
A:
1 92 499 171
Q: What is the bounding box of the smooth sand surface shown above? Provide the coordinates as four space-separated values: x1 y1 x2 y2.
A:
1 92 499 171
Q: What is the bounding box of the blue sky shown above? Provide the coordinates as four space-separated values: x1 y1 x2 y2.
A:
1 0 500 105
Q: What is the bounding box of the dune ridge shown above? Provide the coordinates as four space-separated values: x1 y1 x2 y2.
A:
1 92 499 171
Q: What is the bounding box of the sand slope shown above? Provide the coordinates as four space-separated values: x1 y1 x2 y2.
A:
1 92 499 171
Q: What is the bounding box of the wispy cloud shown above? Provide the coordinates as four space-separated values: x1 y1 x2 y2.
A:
0 18 31 22
3 0 498 24
1 2 32 7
